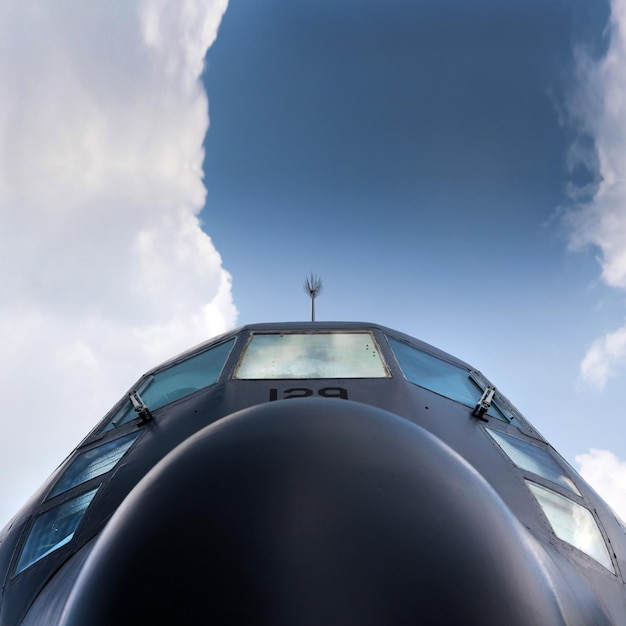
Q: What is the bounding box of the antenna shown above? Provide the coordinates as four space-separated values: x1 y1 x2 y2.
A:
303 273 323 322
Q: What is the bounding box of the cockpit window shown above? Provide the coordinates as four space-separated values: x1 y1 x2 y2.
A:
487 429 581 495
14 488 99 575
48 432 140 499
526 481 614 572
102 339 234 431
141 338 234 407
387 336 482 406
387 336 518 423
235 332 389 379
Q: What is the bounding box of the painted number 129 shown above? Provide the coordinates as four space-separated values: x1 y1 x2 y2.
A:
269 387 348 401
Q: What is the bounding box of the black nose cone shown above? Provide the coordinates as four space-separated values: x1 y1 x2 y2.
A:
62 399 567 625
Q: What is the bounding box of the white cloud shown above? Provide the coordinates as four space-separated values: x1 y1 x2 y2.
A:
580 323 626 389
577 449 626 523
0 0 234 526
566 0 626 388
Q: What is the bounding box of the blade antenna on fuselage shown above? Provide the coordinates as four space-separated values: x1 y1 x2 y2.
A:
304 273 323 321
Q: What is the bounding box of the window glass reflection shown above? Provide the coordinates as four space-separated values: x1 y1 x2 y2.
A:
487 430 580 495
527 481 613 572
235 333 389 379
388 337 520 423
102 398 136 432
141 339 234 409
102 339 234 431
387 337 480 407
49 433 139 498
15 488 98 574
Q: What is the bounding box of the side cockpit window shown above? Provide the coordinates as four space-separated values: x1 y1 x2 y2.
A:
235 332 389 379
48 432 140 498
527 482 614 572
486 429 580 495
485 428 613 572
14 488 99 575
13 432 142 575
387 336 479 407
14 339 236 573
387 336 526 428
101 338 235 431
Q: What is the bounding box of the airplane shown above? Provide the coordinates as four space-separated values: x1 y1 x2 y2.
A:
0 321 625 624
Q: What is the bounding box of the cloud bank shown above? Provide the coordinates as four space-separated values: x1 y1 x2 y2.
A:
0 0 234 526
566 0 626 522
567 0 626 390
577 449 626 522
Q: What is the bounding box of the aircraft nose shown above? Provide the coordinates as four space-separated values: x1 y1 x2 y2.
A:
62 398 569 625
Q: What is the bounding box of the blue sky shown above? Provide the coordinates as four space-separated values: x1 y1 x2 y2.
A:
202 0 605 341
200 0 625 470
2 0 626 525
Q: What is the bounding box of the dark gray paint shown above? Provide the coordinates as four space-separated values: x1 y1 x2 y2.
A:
0 322 624 624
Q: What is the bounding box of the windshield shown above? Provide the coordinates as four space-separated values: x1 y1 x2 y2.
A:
235 332 389 379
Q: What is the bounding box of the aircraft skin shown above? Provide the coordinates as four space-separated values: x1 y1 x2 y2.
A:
0 321 625 624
